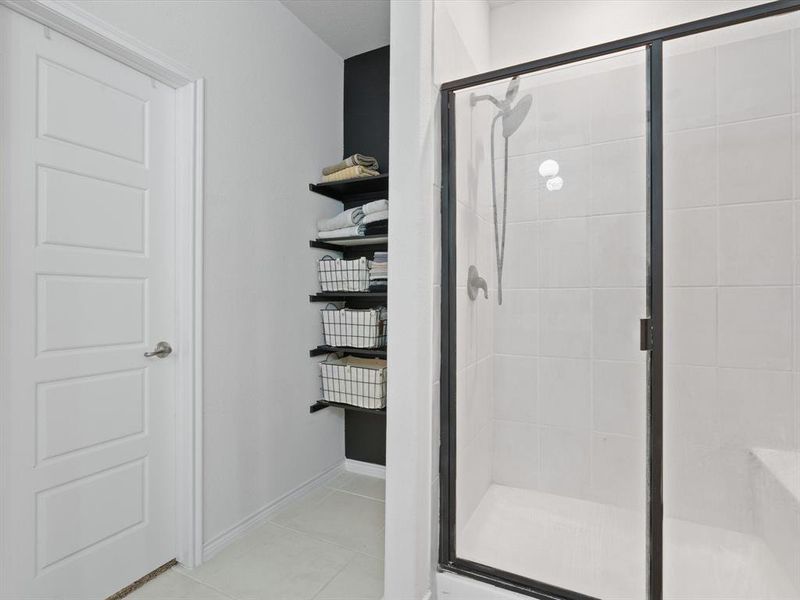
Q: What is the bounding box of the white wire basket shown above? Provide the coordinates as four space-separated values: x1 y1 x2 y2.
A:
320 356 387 409
321 306 387 348
318 255 371 292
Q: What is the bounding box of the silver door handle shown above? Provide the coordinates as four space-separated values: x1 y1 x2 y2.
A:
144 341 172 358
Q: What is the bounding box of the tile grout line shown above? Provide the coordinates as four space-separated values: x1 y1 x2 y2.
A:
265 519 385 562
323 485 386 504
309 552 359 600
172 569 242 600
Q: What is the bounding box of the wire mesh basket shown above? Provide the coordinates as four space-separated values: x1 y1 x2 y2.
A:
321 305 387 348
318 255 371 292
320 356 387 409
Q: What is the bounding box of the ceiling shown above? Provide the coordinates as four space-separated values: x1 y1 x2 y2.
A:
280 0 390 59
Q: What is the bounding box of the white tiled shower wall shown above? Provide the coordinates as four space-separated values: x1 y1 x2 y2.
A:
455 90 496 533
469 53 650 510
663 19 800 545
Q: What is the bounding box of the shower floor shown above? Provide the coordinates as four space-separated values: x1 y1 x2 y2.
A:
459 484 798 600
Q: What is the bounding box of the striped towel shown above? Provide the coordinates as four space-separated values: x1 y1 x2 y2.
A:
322 153 379 176
317 224 366 239
317 207 364 232
321 165 379 182
362 199 388 215
363 210 388 225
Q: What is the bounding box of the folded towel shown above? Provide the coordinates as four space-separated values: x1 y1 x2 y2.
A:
317 207 364 232
321 165 379 182
365 222 388 236
362 199 388 215
317 224 365 240
322 154 379 176
363 210 388 225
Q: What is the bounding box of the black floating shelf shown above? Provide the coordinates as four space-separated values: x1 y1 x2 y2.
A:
309 235 388 251
309 173 388 202
310 400 387 415
310 345 386 358
310 292 386 302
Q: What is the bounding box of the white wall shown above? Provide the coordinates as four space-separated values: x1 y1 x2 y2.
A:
433 0 491 82
73 0 346 549
490 0 766 69
384 2 439 598
384 2 491 599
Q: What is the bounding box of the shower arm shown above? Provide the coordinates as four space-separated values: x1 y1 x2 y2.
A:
471 93 504 109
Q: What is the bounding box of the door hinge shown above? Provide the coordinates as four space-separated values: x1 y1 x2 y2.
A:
640 318 653 351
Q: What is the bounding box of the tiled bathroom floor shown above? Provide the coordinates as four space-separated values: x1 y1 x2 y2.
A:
128 472 385 600
460 484 799 600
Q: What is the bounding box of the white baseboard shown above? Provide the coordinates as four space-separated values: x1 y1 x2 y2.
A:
201 461 343 562
345 458 386 479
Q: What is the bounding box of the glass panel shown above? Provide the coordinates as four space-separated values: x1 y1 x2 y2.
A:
663 12 800 600
453 48 648 599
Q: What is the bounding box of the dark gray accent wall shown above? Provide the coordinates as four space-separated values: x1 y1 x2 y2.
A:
343 45 389 466
343 45 390 173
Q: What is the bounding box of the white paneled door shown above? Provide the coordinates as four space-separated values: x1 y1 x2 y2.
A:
1 7 178 599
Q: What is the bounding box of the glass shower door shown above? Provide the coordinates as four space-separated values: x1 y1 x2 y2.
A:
450 48 649 599
662 11 800 600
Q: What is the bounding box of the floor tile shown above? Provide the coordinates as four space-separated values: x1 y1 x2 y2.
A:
270 488 385 557
126 570 233 599
326 472 385 501
184 524 354 600
314 554 384 600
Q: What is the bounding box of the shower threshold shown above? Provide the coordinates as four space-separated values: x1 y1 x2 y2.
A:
458 484 798 600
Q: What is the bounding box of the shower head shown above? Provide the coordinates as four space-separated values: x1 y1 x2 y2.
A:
471 77 532 138
501 94 532 138
505 76 520 103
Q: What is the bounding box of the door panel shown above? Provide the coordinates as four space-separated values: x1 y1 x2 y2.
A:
0 7 177 599
37 57 148 163
37 165 148 254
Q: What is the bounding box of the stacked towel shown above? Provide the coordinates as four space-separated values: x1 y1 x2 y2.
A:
317 207 364 232
363 201 388 235
316 199 389 240
363 210 388 225
322 153 379 176
320 153 380 183
370 251 388 292
321 165 379 182
362 199 388 215
318 224 365 240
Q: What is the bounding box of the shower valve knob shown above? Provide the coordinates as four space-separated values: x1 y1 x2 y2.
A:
467 265 489 301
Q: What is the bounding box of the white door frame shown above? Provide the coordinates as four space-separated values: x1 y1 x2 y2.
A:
0 0 205 569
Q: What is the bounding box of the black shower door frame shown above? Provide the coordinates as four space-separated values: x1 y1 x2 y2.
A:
438 2 800 600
